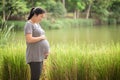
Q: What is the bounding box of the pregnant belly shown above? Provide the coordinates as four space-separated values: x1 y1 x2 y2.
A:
39 39 50 52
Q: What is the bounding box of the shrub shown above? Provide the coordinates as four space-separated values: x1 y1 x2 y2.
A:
7 20 25 31
49 2 66 18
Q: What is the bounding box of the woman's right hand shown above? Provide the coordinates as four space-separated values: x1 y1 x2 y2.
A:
40 35 46 40
26 34 46 43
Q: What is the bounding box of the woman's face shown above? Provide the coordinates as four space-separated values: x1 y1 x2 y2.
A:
36 13 45 22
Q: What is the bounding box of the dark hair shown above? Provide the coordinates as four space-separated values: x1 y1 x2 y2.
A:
27 7 46 20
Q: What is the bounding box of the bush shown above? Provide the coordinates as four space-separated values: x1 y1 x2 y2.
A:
6 19 94 31
41 19 94 30
50 2 67 18
108 18 116 25
60 18 94 28
40 19 51 29
7 20 25 31
41 19 63 30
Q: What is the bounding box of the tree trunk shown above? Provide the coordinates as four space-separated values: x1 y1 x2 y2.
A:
76 9 80 18
86 4 92 19
2 0 5 21
74 10 77 19
62 0 65 8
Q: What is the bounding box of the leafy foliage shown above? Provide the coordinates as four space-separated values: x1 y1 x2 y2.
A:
51 2 67 18
0 0 28 20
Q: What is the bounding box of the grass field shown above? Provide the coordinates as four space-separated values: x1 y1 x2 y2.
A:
0 25 120 80
0 41 120 80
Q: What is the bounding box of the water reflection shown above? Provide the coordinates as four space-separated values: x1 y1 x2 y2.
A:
46 26 120 44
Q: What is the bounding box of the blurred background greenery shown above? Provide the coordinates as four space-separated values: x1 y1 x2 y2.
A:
0 0 120 80
0 0 120 30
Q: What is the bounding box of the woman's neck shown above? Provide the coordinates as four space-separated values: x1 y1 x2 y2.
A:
29 17 37 24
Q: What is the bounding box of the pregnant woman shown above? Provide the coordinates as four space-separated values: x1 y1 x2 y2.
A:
24 7 50 80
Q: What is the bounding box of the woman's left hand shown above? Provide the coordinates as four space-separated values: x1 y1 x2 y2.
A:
45 53 49 59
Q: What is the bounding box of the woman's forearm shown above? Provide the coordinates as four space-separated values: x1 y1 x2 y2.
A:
26 34 46 43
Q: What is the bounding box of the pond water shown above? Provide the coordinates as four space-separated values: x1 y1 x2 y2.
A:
16 25 120 44
46 26 120 44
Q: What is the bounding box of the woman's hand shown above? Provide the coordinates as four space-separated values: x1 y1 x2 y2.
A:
25 34 46 43
44 53 49 59
40 35 46 40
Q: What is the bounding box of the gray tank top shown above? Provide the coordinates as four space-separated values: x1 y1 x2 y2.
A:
24 21 50 63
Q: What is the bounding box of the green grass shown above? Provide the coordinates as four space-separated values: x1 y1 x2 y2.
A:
0 42 30 80
0 42 120 80
0 21 14 47
47 42 120 80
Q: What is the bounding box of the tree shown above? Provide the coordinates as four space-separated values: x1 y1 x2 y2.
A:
84 0 94 19
109 0 120 24
0 0 6 21
0 0 28 20
92 0 111 19
66 0 85 19
51 2 67 18
35 0 66 18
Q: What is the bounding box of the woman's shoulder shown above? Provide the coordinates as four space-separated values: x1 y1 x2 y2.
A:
25 21 33 27
26 21 32 25
24 21 33 29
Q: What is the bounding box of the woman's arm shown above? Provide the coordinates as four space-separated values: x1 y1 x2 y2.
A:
25 34 46 43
